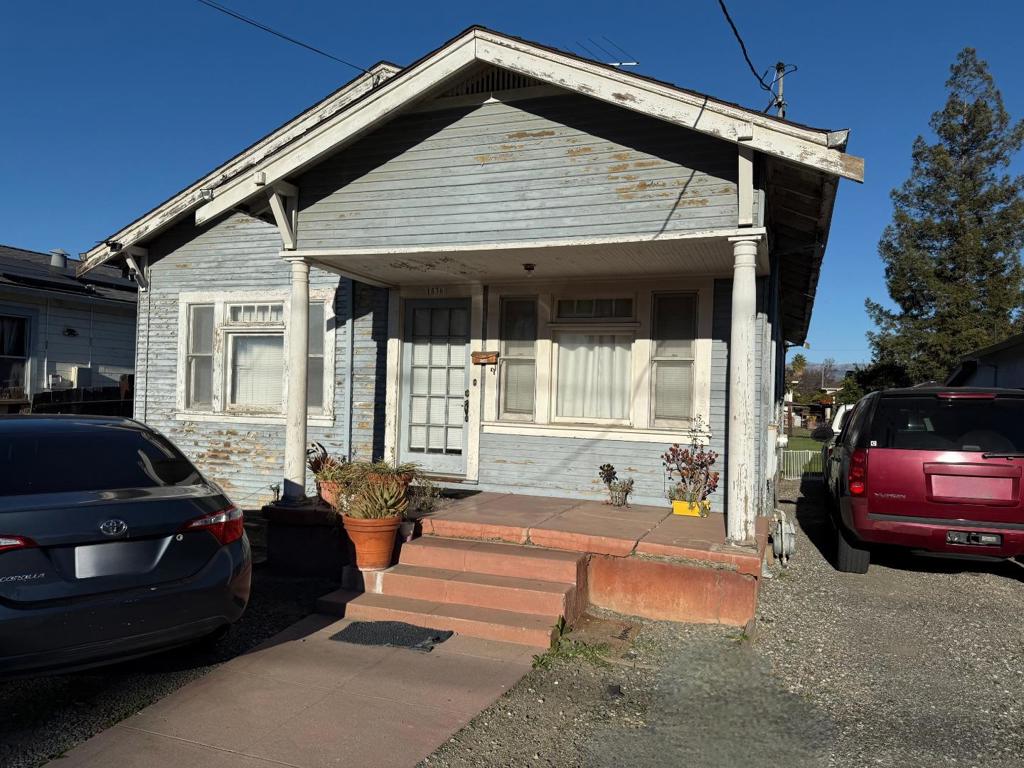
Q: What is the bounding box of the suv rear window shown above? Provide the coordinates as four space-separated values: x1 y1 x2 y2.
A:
869 396 1024 452
0 425 202 496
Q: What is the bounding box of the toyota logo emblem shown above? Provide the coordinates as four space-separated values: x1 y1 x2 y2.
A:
99 519 128 538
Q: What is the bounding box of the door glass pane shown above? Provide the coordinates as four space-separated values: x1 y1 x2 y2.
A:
447 427 463 452
413 309 430 336
410 396 427 423
431 309 449 336
654 360 693 421
447 398 463 425
449 367 465 393
430 367 447 394
412 342 429 365
409 425 426 450
412 368 428 394
430 344 448 366
429 426 445 451
230 335 284 408
429 397 446 424
556 334 631 420
450 309 468 337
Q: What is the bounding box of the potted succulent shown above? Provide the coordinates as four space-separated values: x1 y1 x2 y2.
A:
307 443 347 509
365 460 419 491
662 416 720 517
342 475 407 570
598 463 634 507
401 477 442 541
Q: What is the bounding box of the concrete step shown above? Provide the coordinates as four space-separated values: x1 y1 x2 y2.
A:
321 590 559 648
380 563 575 616
400 535 584 583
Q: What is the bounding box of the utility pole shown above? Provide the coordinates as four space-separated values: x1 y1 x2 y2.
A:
775 61 787 118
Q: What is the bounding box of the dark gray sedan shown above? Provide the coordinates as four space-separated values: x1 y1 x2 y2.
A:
0 415 251 676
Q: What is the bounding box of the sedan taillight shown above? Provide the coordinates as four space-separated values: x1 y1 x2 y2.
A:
848 449 867 496
0 535 35 554
181 506 244 546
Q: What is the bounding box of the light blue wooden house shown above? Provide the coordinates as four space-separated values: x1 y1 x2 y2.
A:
80 27 862 542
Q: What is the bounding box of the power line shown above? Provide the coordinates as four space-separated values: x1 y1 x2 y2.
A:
716 0 772 93
194 0 368 74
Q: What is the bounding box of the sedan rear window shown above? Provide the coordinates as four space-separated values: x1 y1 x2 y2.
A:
869 396 1024 452
0 426 202 496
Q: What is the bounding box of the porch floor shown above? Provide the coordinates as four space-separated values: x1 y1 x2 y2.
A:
423 492 765 577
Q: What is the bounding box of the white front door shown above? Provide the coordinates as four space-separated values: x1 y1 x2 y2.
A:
399 299 470 475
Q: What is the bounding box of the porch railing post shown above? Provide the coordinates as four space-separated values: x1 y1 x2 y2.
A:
283 256 310 503
726 236 760 543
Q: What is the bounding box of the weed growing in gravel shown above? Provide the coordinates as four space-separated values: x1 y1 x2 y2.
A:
532 619 612 669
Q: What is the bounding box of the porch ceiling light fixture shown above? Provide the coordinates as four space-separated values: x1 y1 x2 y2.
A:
522 263 535 277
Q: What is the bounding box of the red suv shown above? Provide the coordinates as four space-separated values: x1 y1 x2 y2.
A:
824 387 1024 573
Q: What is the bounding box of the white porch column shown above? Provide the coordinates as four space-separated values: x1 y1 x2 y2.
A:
283 256 310 503
727 236 760 543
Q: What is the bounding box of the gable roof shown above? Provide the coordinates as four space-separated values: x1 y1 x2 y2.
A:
0 244 136 303
80 25 863 276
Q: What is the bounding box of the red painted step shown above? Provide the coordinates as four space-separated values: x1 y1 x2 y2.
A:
319 590 559 648
399 536 584 583
380 564 575 616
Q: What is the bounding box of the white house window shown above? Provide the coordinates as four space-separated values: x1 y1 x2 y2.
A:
180 294 333 419
228 334 284 410
499 298 536 419
651 293 696 424
307 302 325 412
0 315 28 398
186 305 214 409
555 333 632 421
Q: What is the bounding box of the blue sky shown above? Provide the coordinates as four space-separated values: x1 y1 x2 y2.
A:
2 1 1022 363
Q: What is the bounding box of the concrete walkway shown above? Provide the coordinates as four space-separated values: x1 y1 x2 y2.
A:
51 615 534 768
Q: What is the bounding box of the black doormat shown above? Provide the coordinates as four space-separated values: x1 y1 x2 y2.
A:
330 621 454 652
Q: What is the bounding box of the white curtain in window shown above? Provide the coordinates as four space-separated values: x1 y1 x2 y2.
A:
231 335 284 407
556 334 631 420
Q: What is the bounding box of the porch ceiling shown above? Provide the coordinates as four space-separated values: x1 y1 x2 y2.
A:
298 229 767 287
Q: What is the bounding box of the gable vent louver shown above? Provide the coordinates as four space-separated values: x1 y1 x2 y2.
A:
440 65 543 97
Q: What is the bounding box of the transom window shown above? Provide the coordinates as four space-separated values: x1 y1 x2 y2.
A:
556 297 633 320
181 295 331 418
228 303 284 324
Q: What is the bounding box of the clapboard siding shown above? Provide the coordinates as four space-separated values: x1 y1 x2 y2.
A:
0 290 135 393
136 212 361 507
477 434 673 506
298 93 738 249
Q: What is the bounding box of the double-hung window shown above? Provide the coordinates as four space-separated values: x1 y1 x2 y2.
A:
553 297 635 424
0 315 28 399
651 293 697 425
181 295 330 418
499 299 536 419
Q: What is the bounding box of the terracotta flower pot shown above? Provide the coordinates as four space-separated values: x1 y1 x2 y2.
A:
318 480 343 509
342 514 401 570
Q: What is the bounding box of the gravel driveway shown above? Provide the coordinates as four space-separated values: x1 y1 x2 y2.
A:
424 479 1024 767
0 567 336 768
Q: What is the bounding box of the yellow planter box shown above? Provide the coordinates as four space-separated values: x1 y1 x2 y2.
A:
671 500 710 517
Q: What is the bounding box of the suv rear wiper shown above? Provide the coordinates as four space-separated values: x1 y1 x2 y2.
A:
981 452 1024 459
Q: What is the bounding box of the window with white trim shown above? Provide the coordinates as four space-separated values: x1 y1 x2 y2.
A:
555 332 632 422
180 295 331 418
185 305 214 409
0 315 28 400
651 293 697 425
499 298 536 419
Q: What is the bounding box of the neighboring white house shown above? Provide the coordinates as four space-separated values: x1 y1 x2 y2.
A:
0 245 137 412
78 27 863 543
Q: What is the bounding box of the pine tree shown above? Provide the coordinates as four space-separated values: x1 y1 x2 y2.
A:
866 48 1024 384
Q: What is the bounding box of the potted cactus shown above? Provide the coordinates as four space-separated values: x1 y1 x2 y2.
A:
597 463 634 507
342 475 408 570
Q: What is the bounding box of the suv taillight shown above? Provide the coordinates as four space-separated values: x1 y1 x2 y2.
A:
848 449 867 496
0 535 35 554
181 506 244 546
